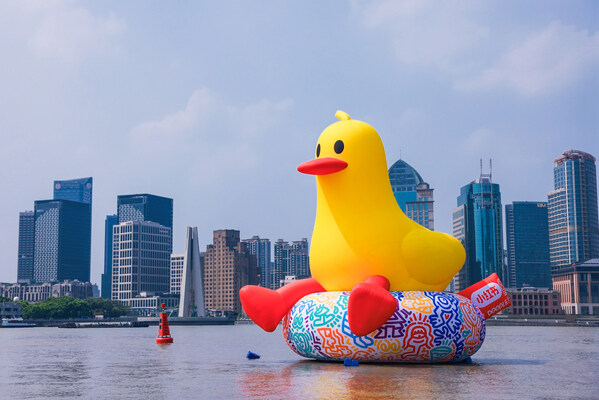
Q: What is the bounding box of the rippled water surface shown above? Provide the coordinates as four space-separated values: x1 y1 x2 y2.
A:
1 324 598 399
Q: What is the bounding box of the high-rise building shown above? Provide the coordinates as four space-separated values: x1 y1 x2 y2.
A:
243 236 271 288
101 214 118 298
548 150 599 271
54 177 93 204
505 202 551 288
388 159 434 230
203 230 257 314
452 166 503 292
272 238 310 289
111 221 172 302
33 200 92 283
17 211 35 283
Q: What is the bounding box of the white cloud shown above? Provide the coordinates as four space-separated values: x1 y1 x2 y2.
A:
352 0 489 72
456 22 599 95
128 88 294 184
1 0 125 65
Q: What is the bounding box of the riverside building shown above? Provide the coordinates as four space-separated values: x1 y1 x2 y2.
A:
453 162 504 291
388 159 434 230
552 258 599 315
505 287 562 316
548 150 599 271
505 202 551 288
203 230 258 315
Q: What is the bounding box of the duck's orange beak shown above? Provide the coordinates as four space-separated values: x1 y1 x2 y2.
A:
297 157 348 175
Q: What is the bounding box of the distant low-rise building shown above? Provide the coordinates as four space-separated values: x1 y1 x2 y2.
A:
125 293 179 316
0 280 94 303
0 302 24 319
505 287 562 316
552 259 599 315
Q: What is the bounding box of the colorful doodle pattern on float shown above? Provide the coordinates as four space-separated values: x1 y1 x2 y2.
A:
282 291 486 363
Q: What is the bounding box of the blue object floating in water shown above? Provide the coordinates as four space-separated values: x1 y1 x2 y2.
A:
343 358 359 367
246 351 260 360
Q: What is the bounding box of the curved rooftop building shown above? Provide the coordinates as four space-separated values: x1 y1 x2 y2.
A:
389 159 424 193
388 159 434 230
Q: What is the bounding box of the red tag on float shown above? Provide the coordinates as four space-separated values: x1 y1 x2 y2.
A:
457 273 511 319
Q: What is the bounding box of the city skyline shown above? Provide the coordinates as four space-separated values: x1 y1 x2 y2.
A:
5 149 599 287
1 2 597 285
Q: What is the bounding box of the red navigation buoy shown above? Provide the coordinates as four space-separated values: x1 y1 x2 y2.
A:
156 303 173 344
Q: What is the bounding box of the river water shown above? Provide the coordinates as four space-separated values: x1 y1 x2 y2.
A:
1 324 598 399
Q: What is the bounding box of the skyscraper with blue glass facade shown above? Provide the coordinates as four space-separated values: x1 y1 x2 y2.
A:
54 177 93 204
33 199 92 282
101 214 118 298
26 177 93 283
117 194 173 230
505 202 551 288
388 159 434 230
548 150 599 271
453 175 504 291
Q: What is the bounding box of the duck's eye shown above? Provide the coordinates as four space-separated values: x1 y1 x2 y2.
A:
334 140 344 154
316 143 321 157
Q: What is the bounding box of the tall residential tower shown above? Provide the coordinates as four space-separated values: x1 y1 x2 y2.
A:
548 150 599 271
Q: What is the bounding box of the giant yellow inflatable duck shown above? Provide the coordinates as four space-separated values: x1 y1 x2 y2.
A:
240 111 465 336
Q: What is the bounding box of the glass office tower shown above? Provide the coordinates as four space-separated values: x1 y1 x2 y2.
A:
548 150 599 271
54 177 93 204
453 175 504 291
505 202 551 288
33 200 92 282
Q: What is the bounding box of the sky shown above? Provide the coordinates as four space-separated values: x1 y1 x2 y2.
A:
1 1 597 286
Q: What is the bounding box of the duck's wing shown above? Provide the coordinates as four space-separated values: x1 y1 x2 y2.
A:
401 229 466 291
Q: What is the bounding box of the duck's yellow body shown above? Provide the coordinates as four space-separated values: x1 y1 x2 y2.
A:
306 113 465 292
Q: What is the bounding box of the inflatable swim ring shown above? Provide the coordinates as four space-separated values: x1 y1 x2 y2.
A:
283 291 485 363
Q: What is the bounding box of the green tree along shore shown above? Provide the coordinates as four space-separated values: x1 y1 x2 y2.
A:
1 296 129 319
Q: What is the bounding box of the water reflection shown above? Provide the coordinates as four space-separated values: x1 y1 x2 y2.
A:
238 361 495 400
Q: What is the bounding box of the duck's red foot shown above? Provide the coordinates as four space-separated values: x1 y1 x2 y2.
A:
240 278 326 332
348 278 397 336
240 286 289 332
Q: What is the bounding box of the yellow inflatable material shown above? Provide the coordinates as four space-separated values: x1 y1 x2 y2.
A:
302 111 465 292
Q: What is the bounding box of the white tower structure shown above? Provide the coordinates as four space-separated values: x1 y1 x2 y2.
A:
178 227 205 317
